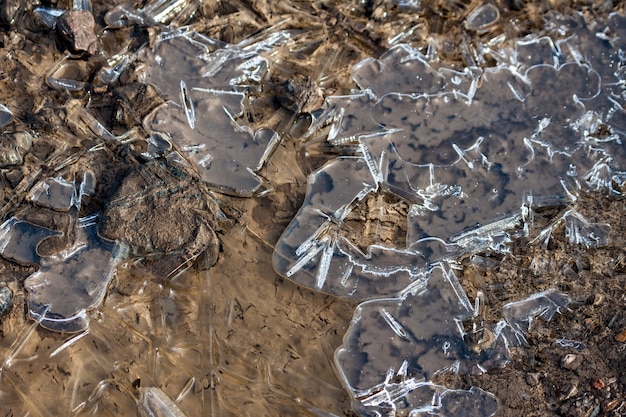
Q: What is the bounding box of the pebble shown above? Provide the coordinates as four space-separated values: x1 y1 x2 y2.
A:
615 329 626 343
591 378 605 390
525 372 540 386
56 10 98 55
561 353 583 371
0 285 14 316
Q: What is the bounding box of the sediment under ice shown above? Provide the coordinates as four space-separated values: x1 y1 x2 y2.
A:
274 12 626 300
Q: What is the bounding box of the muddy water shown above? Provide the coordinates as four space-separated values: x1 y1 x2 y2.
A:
0 1 625 417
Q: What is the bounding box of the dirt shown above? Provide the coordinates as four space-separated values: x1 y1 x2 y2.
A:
0 1 624 416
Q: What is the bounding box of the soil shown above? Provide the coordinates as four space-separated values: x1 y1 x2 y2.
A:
0 1 624 417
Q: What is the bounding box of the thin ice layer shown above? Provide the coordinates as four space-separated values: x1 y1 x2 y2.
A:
24 215 124 333
143 91 278 196
140 29 286 196
335 264 569 416
275 16 626 299
0 219 61 265
28 177 79 211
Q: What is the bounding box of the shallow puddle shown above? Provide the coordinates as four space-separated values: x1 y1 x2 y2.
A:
0 1 625 417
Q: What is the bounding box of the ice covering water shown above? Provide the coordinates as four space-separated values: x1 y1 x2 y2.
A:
0 172 125 332
271 10 626 417
274 13 625 300
140 29 285 196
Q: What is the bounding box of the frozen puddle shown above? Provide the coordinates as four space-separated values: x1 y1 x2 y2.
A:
274 26 625 299
335 264 568 417
273 10 625 417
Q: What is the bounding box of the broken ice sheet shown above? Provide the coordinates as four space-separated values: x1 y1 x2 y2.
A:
24 215 125 333
275 20 626 299
335 264 568 417
140 29 287 195
105 0 200 28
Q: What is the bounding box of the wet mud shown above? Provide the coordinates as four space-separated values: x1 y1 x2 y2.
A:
0 1 625 416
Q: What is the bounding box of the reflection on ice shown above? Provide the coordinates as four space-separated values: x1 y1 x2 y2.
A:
275 15 626 300
1 173 125 332
140 29 285 196
335 264 568 417
0 218 61 265
0 103 12 130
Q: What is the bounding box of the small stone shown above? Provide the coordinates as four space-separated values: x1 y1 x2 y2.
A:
56 10 98 55
0 285 14 316
525 372 540 386
592 378 605 390
561 353 583 370
615 329 626 343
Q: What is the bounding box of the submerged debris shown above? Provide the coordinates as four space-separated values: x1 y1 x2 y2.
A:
99 158 222 278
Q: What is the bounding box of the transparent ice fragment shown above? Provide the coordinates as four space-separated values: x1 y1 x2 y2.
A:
563 210 611 248
537 209 611 249
104 0 198 28
33 7 65 29
142 132 172 159
0 218 62 265
335 265 506 416
24 215 125 333
465 4 500 31
138 387 188 417
0 103 12 130
556 339 586 351
274 157 432 298
143 91 278 196
138 29 287 99
502 289 570 339
278 23 626 298
353 381 497 417
138 29 287 195
28 177 79 211
46 58 92 92
352 45 445 97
